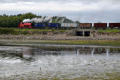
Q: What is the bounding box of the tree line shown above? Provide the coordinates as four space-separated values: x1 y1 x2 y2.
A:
0 12 80 28
0 13 37 28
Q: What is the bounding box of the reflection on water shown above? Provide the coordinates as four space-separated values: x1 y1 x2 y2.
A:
0 45 120 79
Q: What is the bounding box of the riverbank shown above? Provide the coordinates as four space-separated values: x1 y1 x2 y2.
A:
0 28 120 40
2 72 120 80
0 28 120 46
0 40 120 46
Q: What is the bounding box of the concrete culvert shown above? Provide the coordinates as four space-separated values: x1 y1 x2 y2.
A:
84 31 90 36
76 31 83 36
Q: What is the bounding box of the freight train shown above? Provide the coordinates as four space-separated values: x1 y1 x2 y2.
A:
19 18 120 29
19 22 120 29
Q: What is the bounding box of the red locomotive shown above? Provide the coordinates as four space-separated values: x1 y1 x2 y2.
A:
19 22 32 28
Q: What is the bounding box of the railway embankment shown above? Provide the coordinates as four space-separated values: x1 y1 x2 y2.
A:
0 28 120 40
0 28 120 46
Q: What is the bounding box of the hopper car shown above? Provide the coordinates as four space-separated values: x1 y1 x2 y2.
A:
109 23 120 29
79 23 92 29
94 23 107 29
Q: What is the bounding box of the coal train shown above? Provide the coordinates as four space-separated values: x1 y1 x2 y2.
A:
19 18 120 29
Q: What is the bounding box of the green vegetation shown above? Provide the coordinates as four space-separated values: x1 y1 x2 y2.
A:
0 27 120 35
0 13 75 28
1 72 120 80
21 40 120 46
1 40 120 46
98 29 120 33
32 40 120 46
0 13 36 27
0 28 66 35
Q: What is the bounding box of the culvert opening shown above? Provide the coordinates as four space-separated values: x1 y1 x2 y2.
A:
76 31 83 36
84 31 90 36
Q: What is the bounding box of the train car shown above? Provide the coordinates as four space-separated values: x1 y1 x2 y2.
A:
109 23 120 29
61 23 77 29
79 23 92 29
48 23 60 28
94 23 107 29
19 22 32 28
70 23 78 28
33 23 46 28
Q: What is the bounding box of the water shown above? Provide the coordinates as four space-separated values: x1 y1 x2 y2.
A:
0 45 120 80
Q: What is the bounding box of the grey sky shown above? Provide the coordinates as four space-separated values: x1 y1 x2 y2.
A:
0 0 120 22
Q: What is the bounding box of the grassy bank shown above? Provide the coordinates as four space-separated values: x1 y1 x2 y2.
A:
0 28 66 35
37 40 120 46
2 72 120 80
98 29 120 33
1 40 120 46
0 28 120 35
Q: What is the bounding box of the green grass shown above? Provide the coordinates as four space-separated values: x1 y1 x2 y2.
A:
2 72 120 80
98 29 120 33
24 40 120 46
0 28 66 35
2 40 120 46
0 28 120 35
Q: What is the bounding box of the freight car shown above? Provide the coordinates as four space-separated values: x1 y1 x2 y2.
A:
109 23 120 29
94 23 107 29
61 23 77 29
79 23 92 29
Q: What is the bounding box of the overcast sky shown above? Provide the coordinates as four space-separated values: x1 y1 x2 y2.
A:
0 0 120 22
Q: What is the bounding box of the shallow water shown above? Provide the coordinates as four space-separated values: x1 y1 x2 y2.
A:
0 45 120 80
